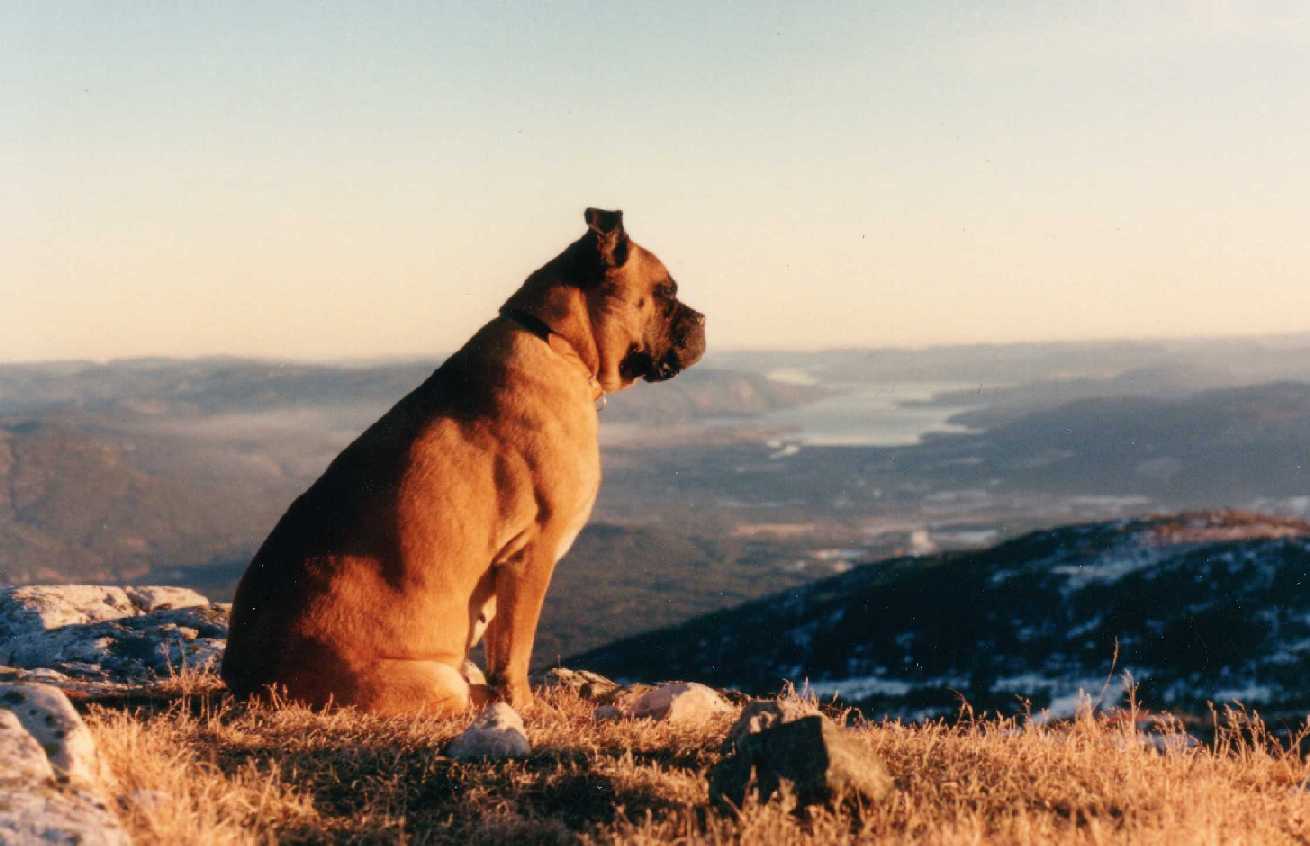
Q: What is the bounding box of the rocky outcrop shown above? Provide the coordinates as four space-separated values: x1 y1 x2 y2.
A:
0 585 229 687
0 683 129 845
0 586 210 639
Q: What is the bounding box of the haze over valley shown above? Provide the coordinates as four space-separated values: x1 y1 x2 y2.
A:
4 333 1310 678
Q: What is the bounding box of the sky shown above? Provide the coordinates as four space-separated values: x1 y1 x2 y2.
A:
5 1 1310 361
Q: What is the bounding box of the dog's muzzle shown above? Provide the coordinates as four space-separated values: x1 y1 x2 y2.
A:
644 307 706 382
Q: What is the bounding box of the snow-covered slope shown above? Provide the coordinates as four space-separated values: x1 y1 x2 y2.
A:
572 512 1310 720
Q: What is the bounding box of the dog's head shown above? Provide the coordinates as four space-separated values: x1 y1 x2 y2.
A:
504 208 707 394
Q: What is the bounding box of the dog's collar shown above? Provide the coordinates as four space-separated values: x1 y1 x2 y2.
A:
499 306 607 409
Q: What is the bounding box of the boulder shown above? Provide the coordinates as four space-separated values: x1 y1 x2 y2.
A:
447 702 531 760
0 585 209 639
0 586 229 684
0 683 102 784
0 686 129 845
597 681 732 724
722 698 821 754
0 708 55 782
709 715 894 811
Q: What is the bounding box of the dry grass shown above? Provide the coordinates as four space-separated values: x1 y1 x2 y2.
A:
81 676 1310 845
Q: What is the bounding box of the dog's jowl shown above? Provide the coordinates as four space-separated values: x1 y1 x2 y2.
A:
221 208 706 715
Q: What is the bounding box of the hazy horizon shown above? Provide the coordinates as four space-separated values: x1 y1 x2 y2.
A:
3 325 1309 369
8 2 1310 361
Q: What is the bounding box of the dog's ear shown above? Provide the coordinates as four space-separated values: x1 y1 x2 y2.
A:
584 207 629 267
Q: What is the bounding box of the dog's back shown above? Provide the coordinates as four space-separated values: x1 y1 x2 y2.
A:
221 349 490 704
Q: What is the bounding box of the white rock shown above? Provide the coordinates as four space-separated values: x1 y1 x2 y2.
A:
2 603 229 683
0 708 55 782
627 682 732 724
0 691 128 845
447 702 530 760
123 586 211 614
0 585 208 640
0 683 103 785
1 587 139 638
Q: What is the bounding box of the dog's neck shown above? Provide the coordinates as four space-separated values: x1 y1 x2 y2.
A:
499 306 606 408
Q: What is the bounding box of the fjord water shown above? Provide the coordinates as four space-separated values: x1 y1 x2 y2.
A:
758 380 983 447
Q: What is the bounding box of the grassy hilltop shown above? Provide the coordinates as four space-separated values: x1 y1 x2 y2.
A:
82 676 1310 845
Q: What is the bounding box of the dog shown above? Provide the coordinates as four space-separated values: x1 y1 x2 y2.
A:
220 208 706 715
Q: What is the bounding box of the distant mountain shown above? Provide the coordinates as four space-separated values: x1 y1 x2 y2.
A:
570 511 1310 720
0 358 824 424
0 413 302 584
0 359 825 588
890 380 1310 504
712 333 1310 386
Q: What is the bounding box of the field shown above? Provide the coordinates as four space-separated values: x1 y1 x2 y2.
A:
83 676 1310 844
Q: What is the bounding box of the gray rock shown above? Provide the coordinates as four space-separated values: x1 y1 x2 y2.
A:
610 681 732 724
723 698 821 754
0 683 102 784
0 689 129 845
0 585 209 640
0 666 134 700
447 702 531 760
0 585 228 686
0 708 55 782
532 667 619 700
709 715 894 811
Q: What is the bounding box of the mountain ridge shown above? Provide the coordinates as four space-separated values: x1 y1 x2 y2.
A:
569 510 1310 720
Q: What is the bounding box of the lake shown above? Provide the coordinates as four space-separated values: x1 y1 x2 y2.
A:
757 380 985 447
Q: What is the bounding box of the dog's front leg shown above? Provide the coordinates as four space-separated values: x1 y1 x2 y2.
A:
485 545 555 709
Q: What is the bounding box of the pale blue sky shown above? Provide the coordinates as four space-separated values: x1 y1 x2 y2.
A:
5 1 1309 360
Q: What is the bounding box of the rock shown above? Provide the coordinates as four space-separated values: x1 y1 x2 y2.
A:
123 586 211 614
0 683 102 784
723 698 821 754
598 681 732 724
709 715 894 811
0 665 135 700
0 585 228 687
0 708 55 782
532 667 619 700
629 681 732 723
0 688 129 845
447 702 531 760
0 585 209 640
590 682 655 721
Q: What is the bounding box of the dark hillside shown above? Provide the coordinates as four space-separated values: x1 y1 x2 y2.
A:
571 511 1310 720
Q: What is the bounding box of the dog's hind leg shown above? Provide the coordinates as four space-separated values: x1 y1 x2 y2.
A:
351 659 475 716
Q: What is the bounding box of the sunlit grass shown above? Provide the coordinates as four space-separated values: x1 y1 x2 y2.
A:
84 675 1310 844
